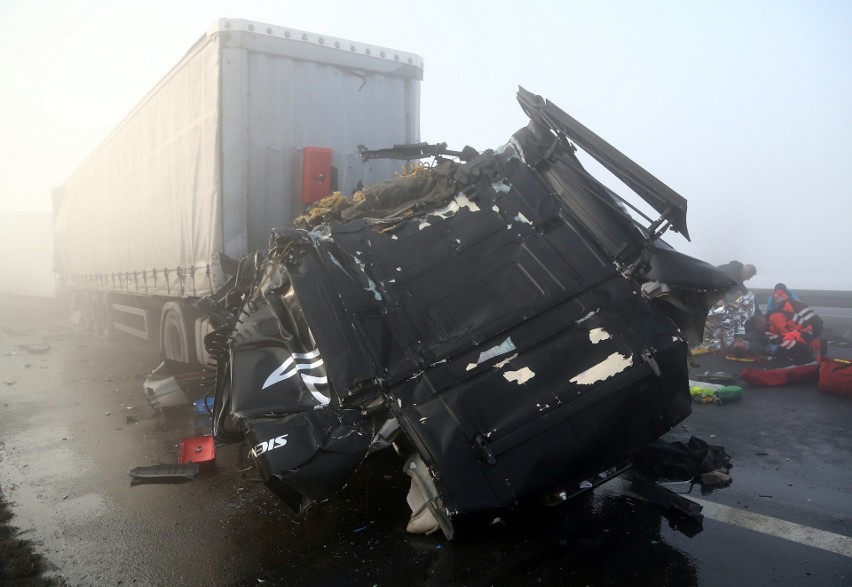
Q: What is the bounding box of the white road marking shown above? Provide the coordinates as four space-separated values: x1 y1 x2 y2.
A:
690 497 852 558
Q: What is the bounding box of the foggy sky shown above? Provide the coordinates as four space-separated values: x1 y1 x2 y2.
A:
1 0 850 291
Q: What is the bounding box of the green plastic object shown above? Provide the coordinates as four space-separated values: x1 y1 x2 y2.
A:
689 380 744 404
715 385 744 402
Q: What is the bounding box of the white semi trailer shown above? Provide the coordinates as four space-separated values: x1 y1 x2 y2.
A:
53 19 422 366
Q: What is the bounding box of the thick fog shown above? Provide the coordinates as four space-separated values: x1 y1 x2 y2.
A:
1 0 850 295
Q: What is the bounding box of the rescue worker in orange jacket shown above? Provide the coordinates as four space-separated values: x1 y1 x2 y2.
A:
766 288 823 362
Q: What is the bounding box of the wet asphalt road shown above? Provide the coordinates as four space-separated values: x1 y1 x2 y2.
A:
0 294 850 586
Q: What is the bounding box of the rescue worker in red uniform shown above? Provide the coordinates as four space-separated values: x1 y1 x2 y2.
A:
766 288 823 362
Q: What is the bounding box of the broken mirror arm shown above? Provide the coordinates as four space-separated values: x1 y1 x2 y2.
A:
358 142 479 162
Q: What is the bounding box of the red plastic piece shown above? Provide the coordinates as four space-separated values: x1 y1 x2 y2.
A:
178 435 216 464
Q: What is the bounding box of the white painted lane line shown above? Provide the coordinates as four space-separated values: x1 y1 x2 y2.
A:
691 497 852 558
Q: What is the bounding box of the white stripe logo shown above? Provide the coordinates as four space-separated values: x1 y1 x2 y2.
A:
262 349 331 405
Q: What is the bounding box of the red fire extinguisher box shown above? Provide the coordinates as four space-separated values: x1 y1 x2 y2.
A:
300 147 332 204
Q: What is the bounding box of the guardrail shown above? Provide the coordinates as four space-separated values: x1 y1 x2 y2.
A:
751 288 852 309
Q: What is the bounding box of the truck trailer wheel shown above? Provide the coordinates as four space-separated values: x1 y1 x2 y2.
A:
160 302 196 366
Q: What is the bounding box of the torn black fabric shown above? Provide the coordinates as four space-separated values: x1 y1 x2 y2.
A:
632 436 732 482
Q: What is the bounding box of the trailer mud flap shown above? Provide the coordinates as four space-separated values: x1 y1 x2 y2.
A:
245 409 374 511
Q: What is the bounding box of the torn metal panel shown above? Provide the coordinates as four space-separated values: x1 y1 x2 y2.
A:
390 302 692 524
516 86 690 241
245 409 374 511
199 89 732 538
143 360 201 409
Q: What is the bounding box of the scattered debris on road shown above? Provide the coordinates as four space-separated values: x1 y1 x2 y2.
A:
128 463 200 485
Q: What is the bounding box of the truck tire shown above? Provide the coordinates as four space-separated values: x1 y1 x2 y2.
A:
160 301 196 366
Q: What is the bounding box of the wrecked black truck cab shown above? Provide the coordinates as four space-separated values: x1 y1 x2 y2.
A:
203 88 733 539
